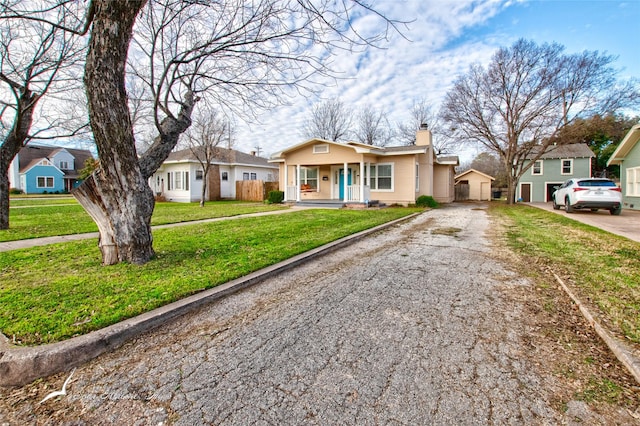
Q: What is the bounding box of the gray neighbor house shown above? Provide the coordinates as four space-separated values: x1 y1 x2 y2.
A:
516 144 595 202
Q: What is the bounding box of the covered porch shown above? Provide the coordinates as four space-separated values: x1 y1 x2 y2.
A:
283 162 373 204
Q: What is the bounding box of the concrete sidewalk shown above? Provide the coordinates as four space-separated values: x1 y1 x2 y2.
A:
0 207 306 252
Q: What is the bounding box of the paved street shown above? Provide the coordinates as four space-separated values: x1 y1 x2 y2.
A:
1 203 605 424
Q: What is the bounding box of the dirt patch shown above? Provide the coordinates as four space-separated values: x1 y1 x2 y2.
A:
431 227 462 236
488 216 640 422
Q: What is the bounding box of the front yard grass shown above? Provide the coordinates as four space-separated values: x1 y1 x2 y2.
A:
489 203 640 345
1 200 288 242
0 208 420 345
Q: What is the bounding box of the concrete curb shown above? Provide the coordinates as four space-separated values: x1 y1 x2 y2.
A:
0 213 420 388
549 268 640 384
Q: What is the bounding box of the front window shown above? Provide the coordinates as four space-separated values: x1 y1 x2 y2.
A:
561 159 573 175
627 167 640 196
367 163 394 191
59 161 69 170
37 176 54 188
167 171 189 190
243 172 250 180
195 170 203 180
532 160 543 175
221 172 228 181
250 172 257 180
300 167 318 190
415 163 419 191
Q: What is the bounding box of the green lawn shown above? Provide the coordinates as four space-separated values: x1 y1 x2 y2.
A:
489 203 640 345
0 208 420 345
2 200 287 242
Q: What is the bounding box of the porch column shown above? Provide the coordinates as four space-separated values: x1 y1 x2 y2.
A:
343 162 348 202
359 160 365 202
283 163 288 201
296 164 301 202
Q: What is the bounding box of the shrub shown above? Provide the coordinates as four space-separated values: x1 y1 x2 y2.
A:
267 190 284 204
9 188 23 195
416 195 438 208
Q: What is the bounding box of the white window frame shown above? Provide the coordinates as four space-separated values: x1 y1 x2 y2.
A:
313 144 329 154
561 159 573 175
367 163 394 191
627 167 640 196
59 161 69 170
300 166 319 190
36 176 55 188
532 160 543 175
167 171 189 191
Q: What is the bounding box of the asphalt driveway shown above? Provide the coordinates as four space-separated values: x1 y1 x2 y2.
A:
527 202 640 243
1 203 636 424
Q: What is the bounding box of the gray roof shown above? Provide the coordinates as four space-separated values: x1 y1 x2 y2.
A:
527 143 595 159
18 144 94 178
166 147 277 168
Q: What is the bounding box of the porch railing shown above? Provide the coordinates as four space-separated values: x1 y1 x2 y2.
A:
286 185 297 201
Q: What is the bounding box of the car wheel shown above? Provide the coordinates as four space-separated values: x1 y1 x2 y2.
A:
552 197 561 210
610 206 622 215
565 197 574 213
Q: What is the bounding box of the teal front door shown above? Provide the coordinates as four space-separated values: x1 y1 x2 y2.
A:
339 168 351 199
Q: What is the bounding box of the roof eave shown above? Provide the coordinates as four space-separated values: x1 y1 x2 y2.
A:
607 124 640 166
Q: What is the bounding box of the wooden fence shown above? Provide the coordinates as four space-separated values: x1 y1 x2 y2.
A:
235 180 280 201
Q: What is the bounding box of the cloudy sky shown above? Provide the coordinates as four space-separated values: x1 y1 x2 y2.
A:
232 0 640 163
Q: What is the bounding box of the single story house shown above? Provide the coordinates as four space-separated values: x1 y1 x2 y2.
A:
607 123 640 210
8 144 94 194
455 169 495 201
150 147 279 202
516 143 594 202
268 125 458 206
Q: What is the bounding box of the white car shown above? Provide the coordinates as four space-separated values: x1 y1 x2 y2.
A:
552 178 622 215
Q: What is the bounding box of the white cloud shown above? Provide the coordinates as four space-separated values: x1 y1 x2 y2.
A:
237 0 511 158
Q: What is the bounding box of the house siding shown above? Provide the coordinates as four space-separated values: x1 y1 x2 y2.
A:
518 157 592 202
152 160 277 202
620 140 640 210
456 170 494 201
24 165 65 193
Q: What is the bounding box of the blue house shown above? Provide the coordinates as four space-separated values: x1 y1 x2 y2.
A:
516 144 595 202
607 124 640 211
8 145 94 194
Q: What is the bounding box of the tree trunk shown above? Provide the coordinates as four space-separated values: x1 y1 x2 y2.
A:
0 169 10 230
0 89 39 229
75 1 153 265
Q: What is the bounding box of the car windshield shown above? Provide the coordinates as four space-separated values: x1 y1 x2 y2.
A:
577 180 617 187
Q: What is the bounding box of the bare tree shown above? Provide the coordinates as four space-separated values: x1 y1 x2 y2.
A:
0 2 85 229
441 39 640 203
353 104 392 147
9 0 401 265
182 105 234 207
303 98 353 142
396 98 455 154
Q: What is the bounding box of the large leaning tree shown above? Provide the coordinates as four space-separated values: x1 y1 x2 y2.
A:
9 0 401 265
441 38 640 203
0 3 85 229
